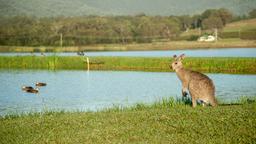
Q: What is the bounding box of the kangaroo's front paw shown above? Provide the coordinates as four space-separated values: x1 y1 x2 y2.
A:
182 91 188 97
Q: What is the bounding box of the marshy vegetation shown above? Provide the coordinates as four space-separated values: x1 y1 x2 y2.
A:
0 97 255 143
0 56 256 74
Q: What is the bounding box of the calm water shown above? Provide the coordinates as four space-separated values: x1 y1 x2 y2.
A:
0 70 256 116
1 48 256 57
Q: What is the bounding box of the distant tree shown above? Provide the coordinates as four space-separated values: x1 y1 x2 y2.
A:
201 8 233 29
111 18 133 44
135 16 154 37
154 17 180 38
202 16 223 29
191 15 202 28
217 8 233 25
201 9 218 19
178 15 193 31
0 15 181 46
51 20 64 35
249 9 256 18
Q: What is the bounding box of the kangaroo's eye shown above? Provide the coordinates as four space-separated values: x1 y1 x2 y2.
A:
175 62 177 65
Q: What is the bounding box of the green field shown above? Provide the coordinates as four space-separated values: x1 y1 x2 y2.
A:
223 19 256 32
0 56 256 74
178 18 256 40
0 98 255 144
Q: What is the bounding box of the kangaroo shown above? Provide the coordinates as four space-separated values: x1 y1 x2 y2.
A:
171 54 217 107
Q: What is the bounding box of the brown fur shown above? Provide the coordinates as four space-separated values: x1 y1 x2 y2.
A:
36 82 47 87
171 54 217 107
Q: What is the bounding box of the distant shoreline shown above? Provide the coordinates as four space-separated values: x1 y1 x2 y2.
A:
0 39 255 52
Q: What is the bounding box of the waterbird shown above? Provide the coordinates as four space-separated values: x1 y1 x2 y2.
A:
36 82 47 87
25 88 39 93
77 51 85 56
22 86 34 91
41 52 45 56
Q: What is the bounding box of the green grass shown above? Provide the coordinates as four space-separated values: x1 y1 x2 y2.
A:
0 56 256 74
0 98 255 144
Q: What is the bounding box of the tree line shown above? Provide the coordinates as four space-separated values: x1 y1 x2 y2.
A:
0 8 254 46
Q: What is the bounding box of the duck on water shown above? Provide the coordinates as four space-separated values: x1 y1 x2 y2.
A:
36 82 47 87
22 82 47 93
22 86 39 93
22 86 34 91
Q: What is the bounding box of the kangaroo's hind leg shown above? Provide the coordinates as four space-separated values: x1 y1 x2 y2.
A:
189 91 197 107
188 85 197 107
210 98 218 107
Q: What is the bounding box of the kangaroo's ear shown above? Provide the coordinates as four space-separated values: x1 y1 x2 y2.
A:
180 54 185 60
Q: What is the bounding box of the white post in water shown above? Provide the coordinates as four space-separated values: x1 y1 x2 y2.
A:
86 57 90 71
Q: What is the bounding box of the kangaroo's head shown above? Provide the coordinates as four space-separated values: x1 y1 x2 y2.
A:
171 54 185 71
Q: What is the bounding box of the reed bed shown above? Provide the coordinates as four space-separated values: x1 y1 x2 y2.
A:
0 56 256 74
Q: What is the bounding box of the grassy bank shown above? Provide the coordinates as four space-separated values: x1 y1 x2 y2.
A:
0 98 255 144
0 39 256 52
0 56 256 74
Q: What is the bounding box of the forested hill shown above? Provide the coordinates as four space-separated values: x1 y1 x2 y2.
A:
0 0 255 17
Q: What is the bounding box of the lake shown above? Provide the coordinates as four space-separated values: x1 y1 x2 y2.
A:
0 70 255 116
1 48 256 57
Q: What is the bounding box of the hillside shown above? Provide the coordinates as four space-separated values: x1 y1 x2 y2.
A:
0 0 255 17
178 18 256 40
0 0 108 17
223 18 256 32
